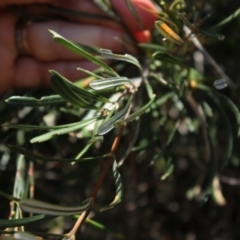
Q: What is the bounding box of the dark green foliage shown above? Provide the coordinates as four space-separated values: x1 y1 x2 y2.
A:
1 1 240 239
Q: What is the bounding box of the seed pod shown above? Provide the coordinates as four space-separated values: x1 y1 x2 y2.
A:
155 21 184 45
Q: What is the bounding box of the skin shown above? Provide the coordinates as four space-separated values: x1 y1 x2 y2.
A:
0 0 156 93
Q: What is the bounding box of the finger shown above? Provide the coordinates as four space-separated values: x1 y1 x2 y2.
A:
0 0 54 6
0 11 17 87
25 20 138 61
7 57 97 90
0 0 55 6
22 0 122 31
111 0 157 31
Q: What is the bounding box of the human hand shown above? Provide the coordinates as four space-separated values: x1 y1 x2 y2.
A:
0 0 156 93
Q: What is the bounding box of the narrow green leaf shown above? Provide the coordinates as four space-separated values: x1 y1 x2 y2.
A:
20 198 92 216
110 159 123 205
85 218 125 239
74 143 92 160
210 6 240 30
161 164 174 180
93 0 120 21
124 0 143 29
218 94 240 136
207 91 233 169
0 190 19 201
85 218 108 230
50 70 109 104
49 30 118 77
30 118 96 143
126 94 156 122
97 95 133 135
100 159 123 211
200 127 217 202
165 121 179 149
8 145 107 162
0 215 44 227
2 118 98 131
77 67 103 79
198 29 225 41
50 72 96 108
153 51 183 65
197 86 234 167
138 43 167 52
100 49 142 71
74 43 101 55
152 92 175 109
88 136 104 144
90 77 131 90
5 95 65 106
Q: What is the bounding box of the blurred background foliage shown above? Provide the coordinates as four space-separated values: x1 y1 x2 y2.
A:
1 0 240 239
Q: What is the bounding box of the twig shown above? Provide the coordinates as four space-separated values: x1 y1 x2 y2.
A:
219 174 240 186
183 25 236 89
67 125 126 238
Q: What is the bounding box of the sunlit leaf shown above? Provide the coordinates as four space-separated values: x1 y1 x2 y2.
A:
50 70 109 103
89 77 131 90
30 118 96 143
97 95 133 135
77 67 103 79
49 30 118 77
5 95 65 106
50 71 111 109
50 71 98 109
100 49 142 71
2 118 97 131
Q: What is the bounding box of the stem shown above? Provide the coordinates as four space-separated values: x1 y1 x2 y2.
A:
67 125 125 238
